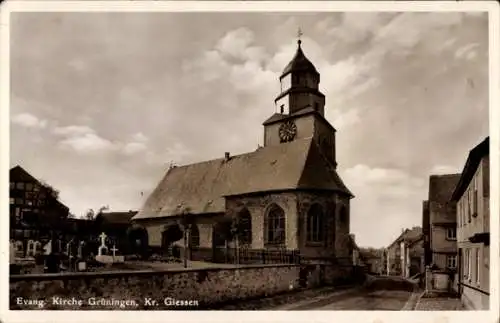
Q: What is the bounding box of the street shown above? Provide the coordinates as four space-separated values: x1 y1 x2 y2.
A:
270 276 417 310
273 288 414 310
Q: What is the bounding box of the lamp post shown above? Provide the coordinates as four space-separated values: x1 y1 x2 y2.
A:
231 217 240 265
179 209 192 269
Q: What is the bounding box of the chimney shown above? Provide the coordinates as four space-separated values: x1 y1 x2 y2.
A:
224 152 230 161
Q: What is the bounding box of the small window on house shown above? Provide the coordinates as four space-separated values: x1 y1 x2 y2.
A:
446 255 457 269
10 198 14 205
26 183 33 191
446 227 456 240
468 190 472 223
467 249 472 280
473 177 478 217
33 184 40 192
280 104 285 114
15 198 23 205
16 182 24 190
476 248 480 284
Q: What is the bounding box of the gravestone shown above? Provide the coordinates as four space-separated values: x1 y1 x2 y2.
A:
15 241 24 258
9 241 16 264
110 244 124 263
34 241 42 255
26 240 36 257
77 241 87 271
95 232 114 264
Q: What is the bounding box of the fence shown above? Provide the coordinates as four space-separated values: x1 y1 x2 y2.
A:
207 247 301 265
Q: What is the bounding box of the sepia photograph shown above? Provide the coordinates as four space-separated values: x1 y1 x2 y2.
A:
2 1 498 321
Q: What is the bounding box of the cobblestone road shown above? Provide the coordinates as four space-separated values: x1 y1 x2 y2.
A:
273 289 413 310
415 297 464 310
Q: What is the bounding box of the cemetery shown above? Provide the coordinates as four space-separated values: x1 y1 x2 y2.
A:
9 231 147 275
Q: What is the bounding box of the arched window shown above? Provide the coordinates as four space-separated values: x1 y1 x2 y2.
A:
265 204 285 246
339 205 348 224
306 204 324 242
189 224 200 248
238 209 252 245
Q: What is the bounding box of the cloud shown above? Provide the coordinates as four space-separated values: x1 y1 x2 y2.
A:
131 132 148 143
11 113 47 129
430 165 460 175
58 133 116 154
344 164 424 189
331 108 360 130
455 43 480 60
120 132 149 155
122 142 147 155
53 125 117 154
215 27 267 63
53 125 95 136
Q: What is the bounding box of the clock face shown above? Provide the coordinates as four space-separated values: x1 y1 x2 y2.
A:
279 120 297 142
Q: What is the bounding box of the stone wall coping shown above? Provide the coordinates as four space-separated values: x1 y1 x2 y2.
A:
10 263 301 282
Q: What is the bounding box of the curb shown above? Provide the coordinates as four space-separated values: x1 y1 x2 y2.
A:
402 284 423 311
412 290 427 310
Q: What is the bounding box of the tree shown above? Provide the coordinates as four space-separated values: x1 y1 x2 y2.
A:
84 205 109 220
84 209 95 221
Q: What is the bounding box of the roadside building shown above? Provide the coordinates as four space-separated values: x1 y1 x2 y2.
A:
9 165 70 257
386 227 422 277
451 136 489 310
425 174 461 271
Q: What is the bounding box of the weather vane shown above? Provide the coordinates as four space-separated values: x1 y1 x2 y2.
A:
297 27 303 44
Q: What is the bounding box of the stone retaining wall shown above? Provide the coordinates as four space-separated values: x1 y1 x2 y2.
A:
10 263 352 310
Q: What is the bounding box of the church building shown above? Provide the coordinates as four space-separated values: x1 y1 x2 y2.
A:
132 39 354 265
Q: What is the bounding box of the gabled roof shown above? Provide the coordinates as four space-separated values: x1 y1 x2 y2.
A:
10 165 38 182
451 136 489 201
388 227 422 249
97 211 137 225
10 165 70 212
281 41 319 78
428 174 461 203
133 138 352 221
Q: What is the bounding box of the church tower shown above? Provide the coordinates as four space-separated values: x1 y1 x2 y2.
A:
263 37 337 167
275 39 325 116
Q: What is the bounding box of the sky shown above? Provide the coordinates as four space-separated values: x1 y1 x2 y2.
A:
9 11 489 248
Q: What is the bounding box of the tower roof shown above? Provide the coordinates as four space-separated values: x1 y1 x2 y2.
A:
281 40 318 78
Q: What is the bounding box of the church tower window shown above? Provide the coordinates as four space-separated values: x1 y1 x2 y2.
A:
265 204 285 246
306 204 324 243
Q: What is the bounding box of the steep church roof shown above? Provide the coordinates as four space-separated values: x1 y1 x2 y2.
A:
281 40 319 78
133 138 352 221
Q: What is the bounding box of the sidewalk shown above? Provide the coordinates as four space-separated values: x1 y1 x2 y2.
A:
414 292 465 311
